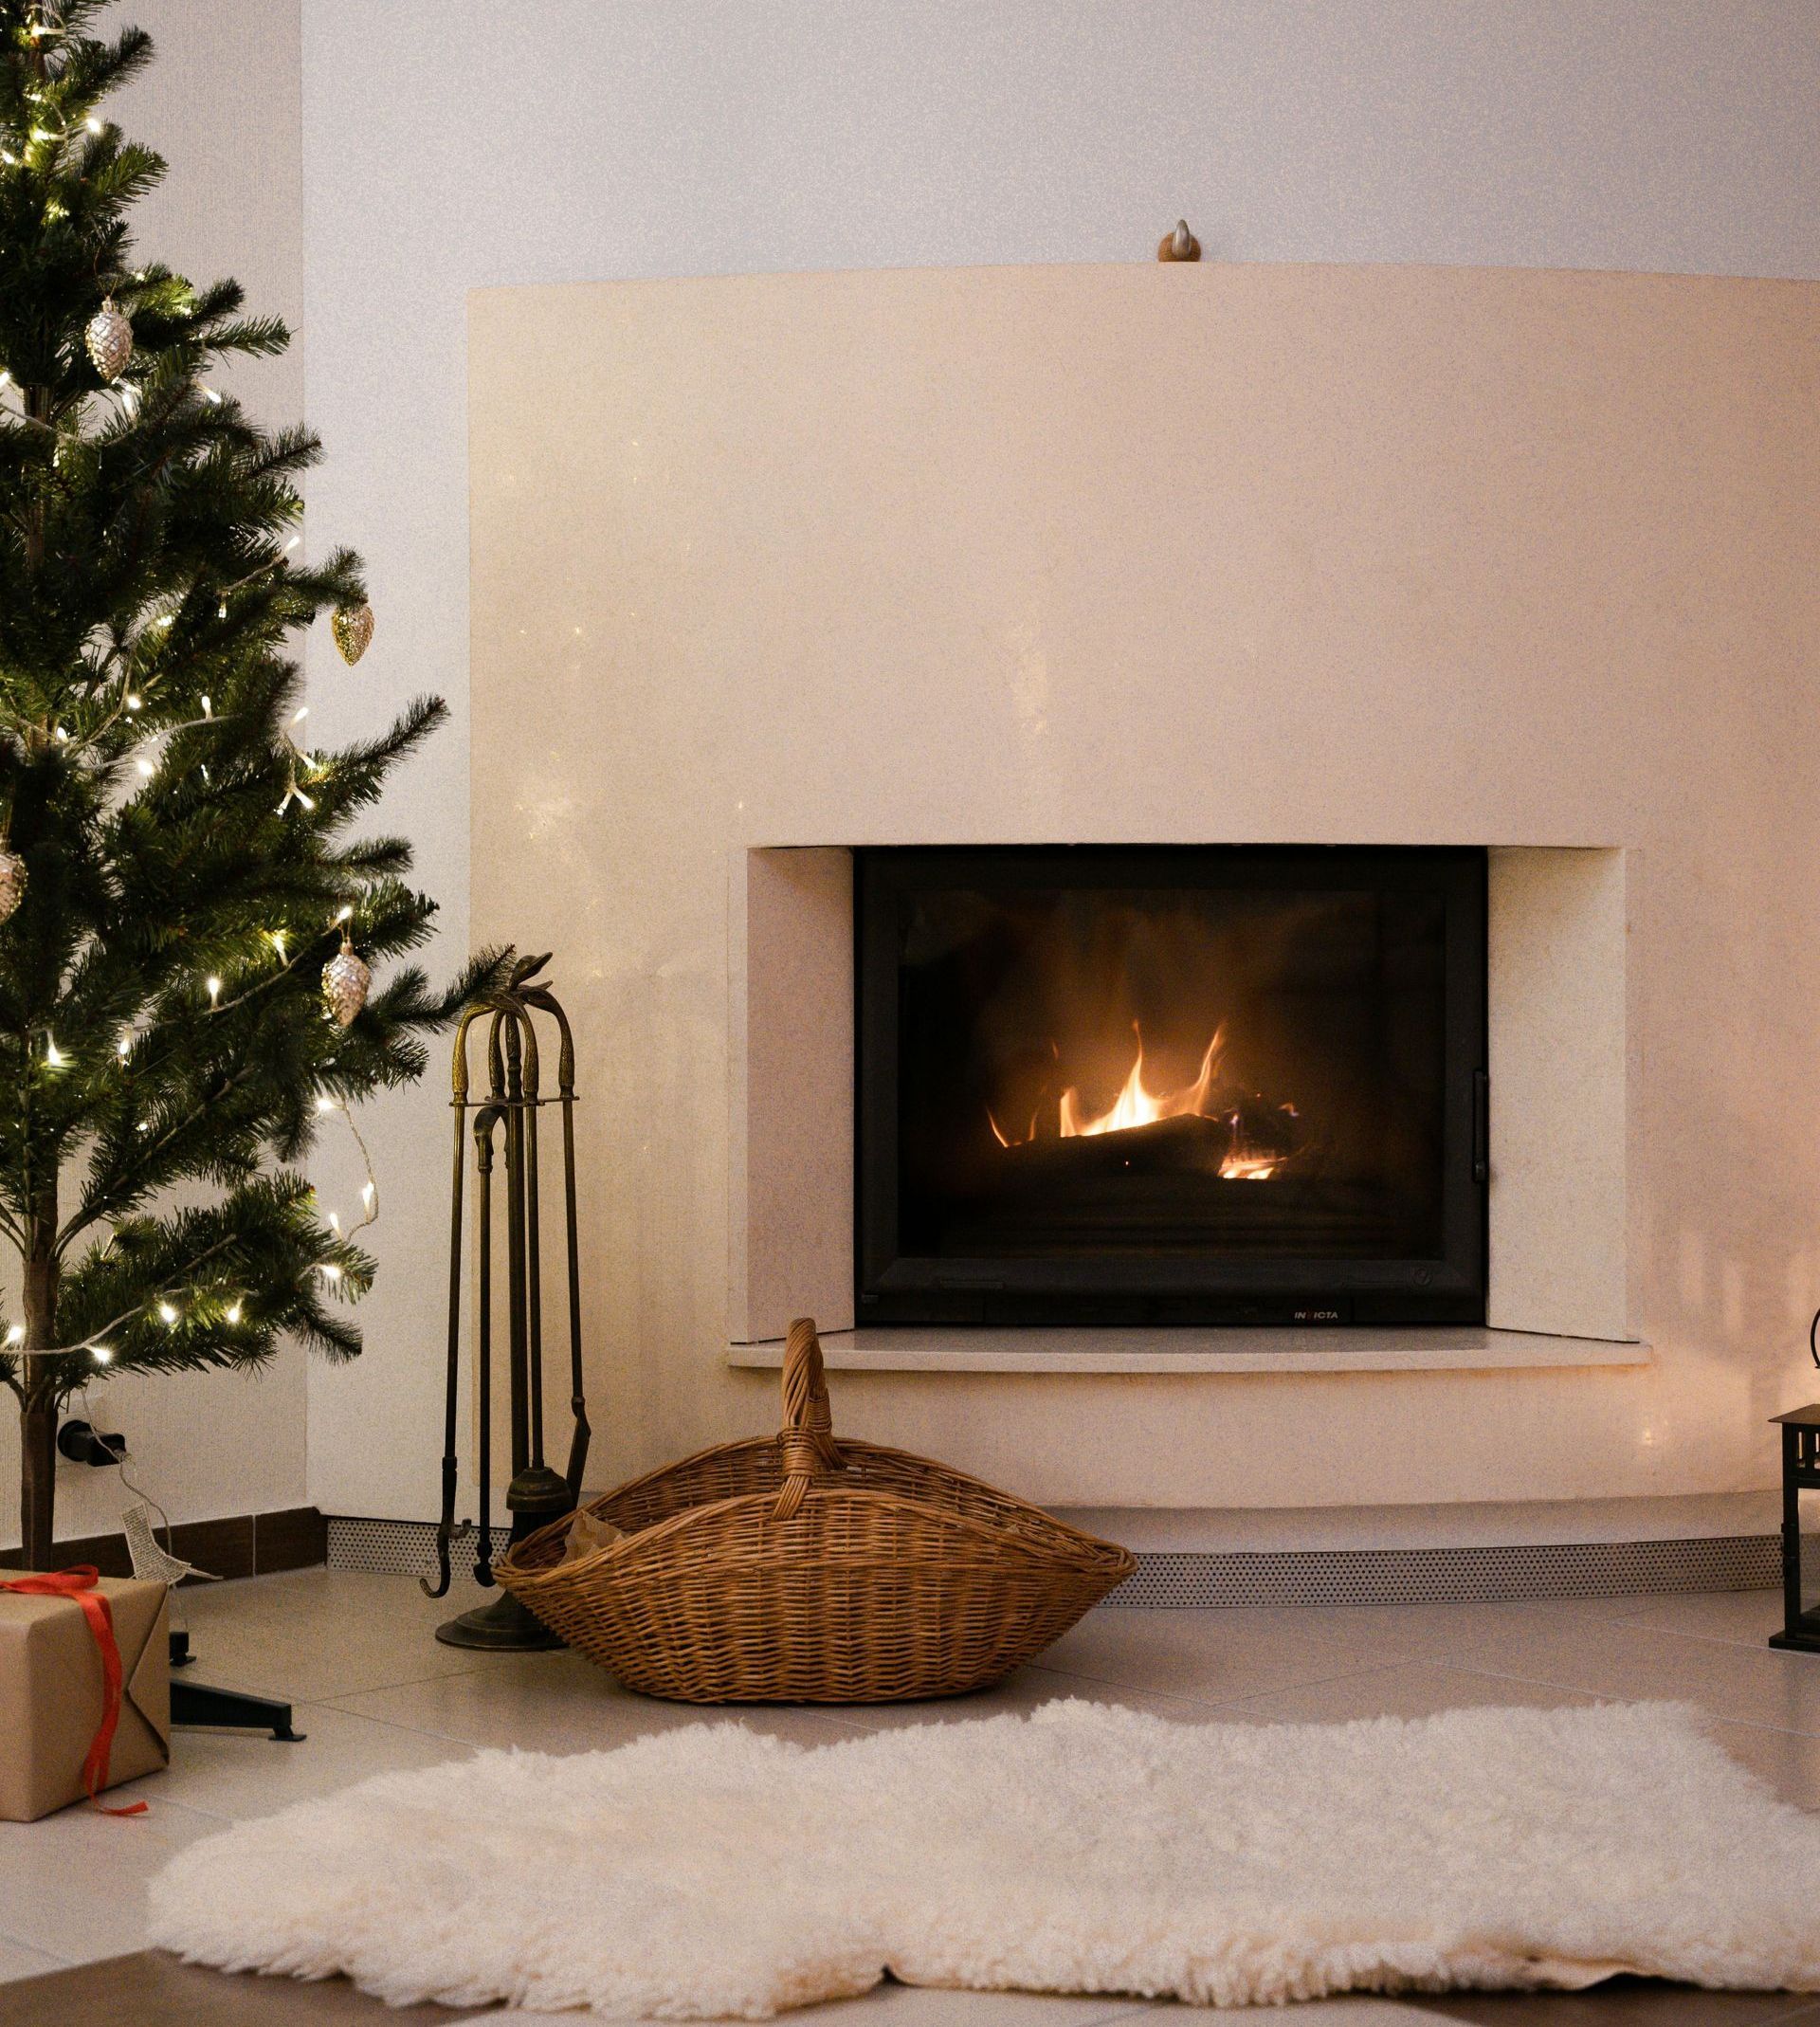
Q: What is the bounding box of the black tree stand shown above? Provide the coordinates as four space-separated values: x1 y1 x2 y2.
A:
424 954 590 1650
169 1627 302 1741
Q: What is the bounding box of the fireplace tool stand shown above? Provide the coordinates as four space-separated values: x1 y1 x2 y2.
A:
425 952 591 1651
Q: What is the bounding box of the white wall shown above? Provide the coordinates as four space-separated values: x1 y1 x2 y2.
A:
300 0 1820 1521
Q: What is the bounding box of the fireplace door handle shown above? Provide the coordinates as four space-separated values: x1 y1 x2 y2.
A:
1472 1069 1489 1185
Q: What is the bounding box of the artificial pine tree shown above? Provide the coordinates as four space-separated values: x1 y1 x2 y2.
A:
0 1 489 1566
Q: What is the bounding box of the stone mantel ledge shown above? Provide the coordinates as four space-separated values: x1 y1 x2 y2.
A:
725 1326 1650 1376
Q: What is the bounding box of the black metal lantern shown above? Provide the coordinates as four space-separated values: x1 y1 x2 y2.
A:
1770 1406 1820 1655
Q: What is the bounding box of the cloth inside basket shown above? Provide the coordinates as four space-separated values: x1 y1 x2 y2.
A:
558 1508 627 1564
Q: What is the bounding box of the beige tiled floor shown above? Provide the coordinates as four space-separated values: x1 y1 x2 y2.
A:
2 1569 1819 2026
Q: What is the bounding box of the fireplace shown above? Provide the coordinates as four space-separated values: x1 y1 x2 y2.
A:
856 846 1488 1327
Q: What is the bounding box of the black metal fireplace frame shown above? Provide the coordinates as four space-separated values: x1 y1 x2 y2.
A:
855 844 1489 1328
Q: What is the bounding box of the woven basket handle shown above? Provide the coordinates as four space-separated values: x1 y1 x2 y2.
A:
771 1316 845 1520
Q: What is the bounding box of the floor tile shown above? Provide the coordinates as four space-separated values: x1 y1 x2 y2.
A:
0 1931 67 1982
327 1644 856 1754
175 1567 495 1702
1534 1588 1791 1649
1700 1719 1820 1810
1375 1602 1820 1736
1219 1658 1600 1726
131 1699 474 1820
1028 1601 1430 1707
0 1799 227 1964
812 1660 1233 1737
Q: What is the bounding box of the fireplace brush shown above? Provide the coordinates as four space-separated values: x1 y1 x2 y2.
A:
423 951 592 1652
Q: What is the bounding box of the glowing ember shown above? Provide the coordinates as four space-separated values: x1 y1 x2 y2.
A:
988 1021 1294 1179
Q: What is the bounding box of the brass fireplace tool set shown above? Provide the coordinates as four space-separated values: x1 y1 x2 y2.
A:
424 952 592 1650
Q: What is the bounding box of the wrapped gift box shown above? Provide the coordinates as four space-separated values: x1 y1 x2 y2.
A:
0 1574 170 1820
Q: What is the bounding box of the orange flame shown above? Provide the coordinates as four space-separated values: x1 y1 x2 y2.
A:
995 1022 1284 1178
1060 1022 1222 1138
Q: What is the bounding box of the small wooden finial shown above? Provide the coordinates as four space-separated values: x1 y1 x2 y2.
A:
1157 219 1201 263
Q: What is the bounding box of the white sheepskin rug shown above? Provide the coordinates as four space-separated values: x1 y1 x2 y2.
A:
149 1698 1820 2018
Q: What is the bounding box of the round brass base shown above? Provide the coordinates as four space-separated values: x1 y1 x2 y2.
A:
435 1591 565 1653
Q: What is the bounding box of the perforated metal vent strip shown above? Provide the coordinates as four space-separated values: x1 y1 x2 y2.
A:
327 1515 510 1578
329 1515 1796 1605
1103 1535 1790 1608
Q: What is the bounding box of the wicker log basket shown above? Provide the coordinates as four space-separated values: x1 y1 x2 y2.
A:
494 1317 1135 1702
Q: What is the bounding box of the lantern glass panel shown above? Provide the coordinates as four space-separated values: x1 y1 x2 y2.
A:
1800 1487 1820 1623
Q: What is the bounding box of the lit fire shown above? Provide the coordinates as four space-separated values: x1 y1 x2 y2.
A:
988 1022 1289 1179
1060 1023 1222 1139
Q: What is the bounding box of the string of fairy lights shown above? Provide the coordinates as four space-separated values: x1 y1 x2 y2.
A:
5 909 382 1372
0 54 388 1373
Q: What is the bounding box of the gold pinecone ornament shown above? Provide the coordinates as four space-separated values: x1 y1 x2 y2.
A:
321 936 371 1027
331 602 374 667
84 296 134 380
0 847 25 925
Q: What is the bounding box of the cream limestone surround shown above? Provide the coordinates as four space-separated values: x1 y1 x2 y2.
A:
469 261 1820 1512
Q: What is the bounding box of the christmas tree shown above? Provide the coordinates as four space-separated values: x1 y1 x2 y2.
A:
0 1 489 1566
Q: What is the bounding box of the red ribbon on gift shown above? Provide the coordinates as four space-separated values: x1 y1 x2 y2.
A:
0 1566 149 1817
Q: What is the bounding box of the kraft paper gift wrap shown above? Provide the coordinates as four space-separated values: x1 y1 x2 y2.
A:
0 1574 169 1819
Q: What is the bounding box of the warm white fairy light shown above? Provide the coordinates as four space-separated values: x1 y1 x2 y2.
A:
90 1345 113 1365
0 278 401 1333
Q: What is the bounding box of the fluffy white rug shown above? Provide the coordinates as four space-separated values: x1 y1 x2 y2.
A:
149 1699 1820 2018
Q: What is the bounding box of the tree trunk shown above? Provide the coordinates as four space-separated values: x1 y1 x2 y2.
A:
18 1390 55 1572
19 1233 59 1570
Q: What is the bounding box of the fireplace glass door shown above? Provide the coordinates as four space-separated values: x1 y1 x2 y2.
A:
856 846 1487 1326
